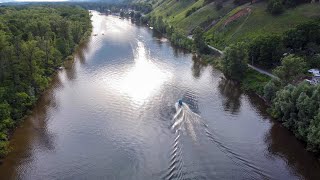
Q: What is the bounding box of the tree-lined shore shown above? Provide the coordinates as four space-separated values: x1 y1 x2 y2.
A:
0 5 92 157
124 0 320 154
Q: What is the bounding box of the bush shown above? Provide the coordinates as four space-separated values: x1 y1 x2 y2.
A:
233 0 251 5
242 69 271 96
215 2 223 10
273 55 307 84
263 79 282 102
185 7 200 17
267 0 284 15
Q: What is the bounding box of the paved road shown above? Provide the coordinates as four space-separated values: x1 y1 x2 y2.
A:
247 64 279 79
208 45 224 55
187 35 224 55
188 35 278 79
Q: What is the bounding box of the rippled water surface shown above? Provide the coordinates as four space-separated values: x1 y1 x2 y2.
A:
1 11 320 180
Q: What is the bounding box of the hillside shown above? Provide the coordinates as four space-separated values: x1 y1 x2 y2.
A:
146 0 320 49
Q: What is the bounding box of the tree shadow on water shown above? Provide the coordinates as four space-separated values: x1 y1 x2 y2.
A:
247 94 320 180
218 78 242 114
265 122 320 180
191 54 207 79
0 75 60 179
75 40 90 65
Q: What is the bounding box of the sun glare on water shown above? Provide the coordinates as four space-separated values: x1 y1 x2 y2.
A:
108 41 172 105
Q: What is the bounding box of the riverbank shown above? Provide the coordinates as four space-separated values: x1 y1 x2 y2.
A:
131 0 320 154
138 16 270 99
0 6 92 158
1 12 320 179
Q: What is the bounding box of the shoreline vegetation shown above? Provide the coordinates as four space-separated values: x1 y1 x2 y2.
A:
0 0 320 159
113 0 320 154
0 5 92 158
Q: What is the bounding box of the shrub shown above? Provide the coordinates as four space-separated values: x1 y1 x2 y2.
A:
185 7 200 17
273 55 307 84
267 0 284 15
216 2 223 10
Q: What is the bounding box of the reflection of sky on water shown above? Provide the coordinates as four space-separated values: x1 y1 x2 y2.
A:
117 41 172 104
100 40 172 106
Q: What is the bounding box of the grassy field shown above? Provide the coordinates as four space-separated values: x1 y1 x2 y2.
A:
242 68 271 96
205 2 320 48
150 0 236 34
147 0 320 49
177 1 235 34
150 0 197 23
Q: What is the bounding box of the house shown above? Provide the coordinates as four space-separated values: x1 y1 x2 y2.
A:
306 69 320 85
308 69 320 76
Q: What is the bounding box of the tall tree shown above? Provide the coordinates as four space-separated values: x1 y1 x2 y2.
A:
222 43 248 81
273 55 307 84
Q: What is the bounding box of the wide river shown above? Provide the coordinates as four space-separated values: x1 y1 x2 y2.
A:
0 11 320 180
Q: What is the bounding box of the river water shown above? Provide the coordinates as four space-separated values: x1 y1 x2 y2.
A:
0 11 320 180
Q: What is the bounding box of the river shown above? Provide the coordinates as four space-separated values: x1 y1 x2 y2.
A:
0 11 319 180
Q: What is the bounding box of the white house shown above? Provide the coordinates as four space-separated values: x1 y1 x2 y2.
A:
306 69 320 85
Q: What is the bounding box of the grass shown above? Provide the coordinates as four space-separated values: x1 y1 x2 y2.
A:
205 2 320 48
168 0 204 25
242 68 271 96
177 1 235 34
149 0 320 48
151 0 196 22
151 0 236 35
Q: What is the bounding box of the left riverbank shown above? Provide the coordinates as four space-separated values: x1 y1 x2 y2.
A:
0 6 92 158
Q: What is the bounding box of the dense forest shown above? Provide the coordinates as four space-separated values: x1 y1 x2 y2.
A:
0 5 92 157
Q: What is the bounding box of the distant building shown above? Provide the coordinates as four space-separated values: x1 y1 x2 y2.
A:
306 69 320 85
308 69 320 76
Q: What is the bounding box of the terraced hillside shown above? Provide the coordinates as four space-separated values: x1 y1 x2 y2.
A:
205 1 320 49
144 0 320 49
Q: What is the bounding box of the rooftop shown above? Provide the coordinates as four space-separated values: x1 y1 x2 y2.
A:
308 69 320 77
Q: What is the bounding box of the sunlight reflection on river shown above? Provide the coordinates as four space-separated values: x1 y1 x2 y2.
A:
104 40 172 105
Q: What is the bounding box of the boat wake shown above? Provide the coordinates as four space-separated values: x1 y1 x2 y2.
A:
164 101 271 180
164 102 202 180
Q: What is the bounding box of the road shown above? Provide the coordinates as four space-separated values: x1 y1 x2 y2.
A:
247 64 279 79
188 35 278 79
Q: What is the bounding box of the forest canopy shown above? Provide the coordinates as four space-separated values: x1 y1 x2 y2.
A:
0 5 92 157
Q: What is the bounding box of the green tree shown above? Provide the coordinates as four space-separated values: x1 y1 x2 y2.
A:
267 0 284 15
193 27 209 54
155 16 167 34
271 83 320 152
248 35 284 69
0 6 92 156
222 43 248 81
273 55 307 84
263 79 281 102
308 110 320 152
